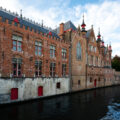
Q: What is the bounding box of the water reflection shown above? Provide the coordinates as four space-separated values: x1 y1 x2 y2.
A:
0 86 120 120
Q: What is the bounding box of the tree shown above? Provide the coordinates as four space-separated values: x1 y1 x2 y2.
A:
112 55 120 71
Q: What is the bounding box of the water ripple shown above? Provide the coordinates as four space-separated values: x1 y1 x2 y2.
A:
101 102 120 120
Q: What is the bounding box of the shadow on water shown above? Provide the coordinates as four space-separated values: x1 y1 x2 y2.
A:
1 86 120 120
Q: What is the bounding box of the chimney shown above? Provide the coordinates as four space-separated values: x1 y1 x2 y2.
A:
59 23 64 35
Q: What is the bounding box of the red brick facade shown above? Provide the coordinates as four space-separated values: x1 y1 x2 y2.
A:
0 16 69 78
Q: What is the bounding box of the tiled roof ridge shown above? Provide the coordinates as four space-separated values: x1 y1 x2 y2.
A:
0 6 55 33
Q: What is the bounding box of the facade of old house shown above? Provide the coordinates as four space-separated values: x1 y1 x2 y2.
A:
56 16 120 92
0 8 70 104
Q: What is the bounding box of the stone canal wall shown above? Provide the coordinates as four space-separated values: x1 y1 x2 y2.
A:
0 77 70 104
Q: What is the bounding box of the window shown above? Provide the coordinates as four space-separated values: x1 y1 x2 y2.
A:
95 47 96 52
12 35 22 52
78 80 80 85
91 56 93 65
90 77 92 82
56 82 60 89
35 61 42 76
62 48 67 59
50 45 56 58
89 45 91 51
62 64 66 76
50 63 56 77
12 58 22 77
90 45 93 51
35 41 42 56
96 57 98 66
76 42 82 60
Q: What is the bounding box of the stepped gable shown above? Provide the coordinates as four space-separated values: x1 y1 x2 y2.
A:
55 20 77 34
0 8 59 38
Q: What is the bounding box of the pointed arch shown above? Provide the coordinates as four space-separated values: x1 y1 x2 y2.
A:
76 42 82 60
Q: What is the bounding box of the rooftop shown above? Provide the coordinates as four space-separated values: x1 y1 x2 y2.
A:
0 7 59 38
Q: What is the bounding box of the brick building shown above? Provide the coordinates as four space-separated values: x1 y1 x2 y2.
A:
0 7 120 104
56 16 117 92
0 8 70 104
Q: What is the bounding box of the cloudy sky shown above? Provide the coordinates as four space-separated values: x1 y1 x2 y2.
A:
0 0 120 56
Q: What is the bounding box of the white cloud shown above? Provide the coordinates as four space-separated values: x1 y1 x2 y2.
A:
0 0 120 56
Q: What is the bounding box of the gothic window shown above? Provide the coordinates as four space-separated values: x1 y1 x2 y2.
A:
76 42 82 60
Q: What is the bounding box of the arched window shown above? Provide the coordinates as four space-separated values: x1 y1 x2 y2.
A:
76 42 82 60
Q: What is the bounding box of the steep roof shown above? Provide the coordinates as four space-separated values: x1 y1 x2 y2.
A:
54 20 77 34
0 8 59 38
86 29 91 38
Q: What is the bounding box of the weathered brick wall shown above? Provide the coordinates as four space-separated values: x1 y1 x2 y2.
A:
0 16 70 78
70 31 87 91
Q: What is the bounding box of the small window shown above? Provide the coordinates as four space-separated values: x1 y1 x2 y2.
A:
50 45 56 58
56 82 60 89
35 61 42 77
90 77 92 82
35 41 42 56
62 48 67 59
12 58 22 77
78 80 80 85
50 62 56 77
12 35 22 52
62 64 66 76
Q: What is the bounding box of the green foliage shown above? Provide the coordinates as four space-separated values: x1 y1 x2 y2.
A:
112 56 120 71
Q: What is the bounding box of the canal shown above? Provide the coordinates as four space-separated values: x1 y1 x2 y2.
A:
1 86 120 120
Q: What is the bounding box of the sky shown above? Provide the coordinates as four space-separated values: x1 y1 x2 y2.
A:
0 0 120 57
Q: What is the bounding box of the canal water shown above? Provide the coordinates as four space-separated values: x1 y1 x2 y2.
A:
1 86 120 120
